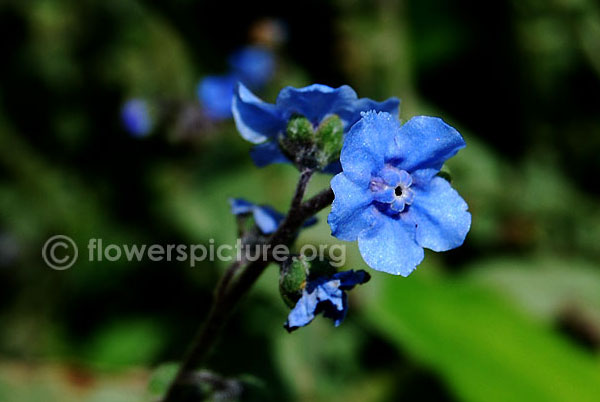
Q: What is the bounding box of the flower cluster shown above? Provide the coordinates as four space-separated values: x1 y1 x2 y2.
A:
229 82 470 330
232 83 399 171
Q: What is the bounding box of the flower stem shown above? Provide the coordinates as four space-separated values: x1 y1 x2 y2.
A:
161 175 333 402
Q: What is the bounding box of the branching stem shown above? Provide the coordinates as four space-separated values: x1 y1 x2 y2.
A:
162 171 334 402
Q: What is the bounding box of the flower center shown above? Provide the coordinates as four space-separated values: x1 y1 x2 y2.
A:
370 166 415 214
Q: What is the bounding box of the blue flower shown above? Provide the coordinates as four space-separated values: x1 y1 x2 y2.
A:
328 111 471 276
197 75 237 120
121 99 152 137
229 46 275 89
197 47 275 121
229 198 316 234
232 83 400 169
285 269 370 332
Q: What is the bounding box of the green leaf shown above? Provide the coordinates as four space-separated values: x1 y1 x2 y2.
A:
466 257 600 325
364 274 600 402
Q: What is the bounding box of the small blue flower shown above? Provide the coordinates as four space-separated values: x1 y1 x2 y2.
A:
121 99 152 137
232 83 400 169
229 198 316 234
328 111 471 276
197 75 237 120
285 269 370 332
229 46 275 89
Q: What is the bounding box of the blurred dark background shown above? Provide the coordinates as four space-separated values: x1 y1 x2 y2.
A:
1 0 600 401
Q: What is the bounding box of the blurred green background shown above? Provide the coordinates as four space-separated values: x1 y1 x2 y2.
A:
1 0 600 401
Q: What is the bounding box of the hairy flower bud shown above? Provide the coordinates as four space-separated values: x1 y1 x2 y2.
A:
279 256 309 308
315 114 344 167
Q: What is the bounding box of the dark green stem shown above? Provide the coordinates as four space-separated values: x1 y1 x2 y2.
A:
162 173 333 401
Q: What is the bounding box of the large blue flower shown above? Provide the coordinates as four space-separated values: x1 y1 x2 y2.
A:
232 83 400 169
285 269 370 332
328 111 471 276
229 198 316 234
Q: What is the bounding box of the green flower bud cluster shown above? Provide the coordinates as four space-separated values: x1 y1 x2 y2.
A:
280 114 344 170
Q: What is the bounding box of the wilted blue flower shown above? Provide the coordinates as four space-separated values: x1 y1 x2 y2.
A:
197 75 237 120
285 269 370 332
232 83 400 169
121 99 152 137
328 111 471 276
229 46 275 89
229 198 316 234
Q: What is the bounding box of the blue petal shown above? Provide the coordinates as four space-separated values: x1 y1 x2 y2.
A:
197 75 236 120
340 111 401 186
253 205 285 234
316 280 344 310
229 46 275 89
229 199 286 234
406 176 471 252
357 213 424 276
321 291 348 327
328 173 377 241
232 83 285 143
229 198 254 215
336 97 400 128
121 99 152 137
333 269 371 289
394 116 466 174
250 141 290 167
303 216 318 228
322 160 342 175
276 84 359 125
285 289 318 331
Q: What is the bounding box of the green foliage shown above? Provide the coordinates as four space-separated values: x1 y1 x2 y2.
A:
2 0 600 401
365 273 600 402
85 320 166 370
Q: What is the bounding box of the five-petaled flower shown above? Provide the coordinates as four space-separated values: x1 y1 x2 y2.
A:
328 111 471 276
285 269 370 332
231 83 399 170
